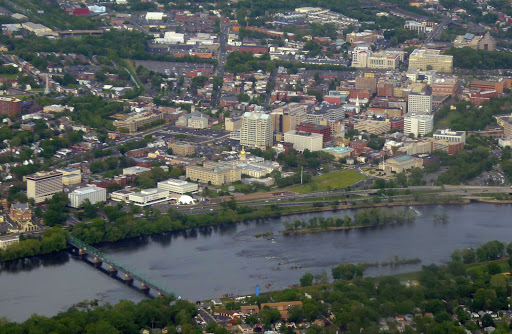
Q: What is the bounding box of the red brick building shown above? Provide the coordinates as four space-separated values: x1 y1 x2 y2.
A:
0 97 21 116
296 123 330 144
9 203 31 222
389 117 404 131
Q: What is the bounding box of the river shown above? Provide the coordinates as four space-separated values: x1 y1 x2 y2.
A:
1 203 512 322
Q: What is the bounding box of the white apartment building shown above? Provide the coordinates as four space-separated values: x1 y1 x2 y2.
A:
128 188 170 206
283 131 323 152
68 185 107 208
404 114 434 137
157 179 198 195
408 93 432 114
433 129 466 144
240 112 273 148
26 171 63 203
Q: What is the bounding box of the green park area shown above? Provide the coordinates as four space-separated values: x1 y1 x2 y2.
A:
288 169 366 194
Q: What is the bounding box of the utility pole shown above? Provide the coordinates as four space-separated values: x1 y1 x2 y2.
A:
300 166 303 184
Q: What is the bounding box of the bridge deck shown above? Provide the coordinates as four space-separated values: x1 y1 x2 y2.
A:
68 236 173 296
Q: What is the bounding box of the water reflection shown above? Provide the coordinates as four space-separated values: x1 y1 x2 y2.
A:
0 251 70 273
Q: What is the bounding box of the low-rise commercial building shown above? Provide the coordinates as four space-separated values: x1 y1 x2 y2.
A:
128 188 170 206
283 130 323 152
110 189 133 202
0 235 19 249
68 185 107 208
321 146 353 159
157 179 198 195
113 111 164 133
433 129 466 144
56 167 82 185
379 155 423 173
353 119 391 135
123 166 151 176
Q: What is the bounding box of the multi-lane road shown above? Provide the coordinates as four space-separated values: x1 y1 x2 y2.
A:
157 185 512 215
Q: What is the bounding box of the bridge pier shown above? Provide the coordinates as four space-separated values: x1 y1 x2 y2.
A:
108 265 118 277
78 248 87 259
94 257 102 268
124 274 133 285
141 283 150 294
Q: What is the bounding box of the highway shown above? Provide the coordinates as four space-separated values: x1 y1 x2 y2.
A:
211 21 229 108
157 185 512 215
425 19 451 43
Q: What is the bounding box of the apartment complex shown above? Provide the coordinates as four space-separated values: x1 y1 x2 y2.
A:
113 111 164 133
408 49 453 72
26 171 63 203
240 112 273 148
283 130 323 152
0 97 21 116
408 93 433 114
169 141 195 156
186 162 241 185
404 114 434 137
157 179 198 194
68 185 107 208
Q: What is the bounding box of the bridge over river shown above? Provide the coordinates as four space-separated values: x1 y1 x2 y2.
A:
67 236 173 297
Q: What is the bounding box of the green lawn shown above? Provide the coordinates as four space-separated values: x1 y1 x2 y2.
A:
288 169 366 194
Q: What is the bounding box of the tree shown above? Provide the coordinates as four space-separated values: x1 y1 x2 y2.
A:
331 264 364 280
259 307 281 326
300 273 314 287
314 270 329 284
481 313 495 328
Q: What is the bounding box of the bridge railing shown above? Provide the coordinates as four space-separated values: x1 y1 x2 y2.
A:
68 236 173 296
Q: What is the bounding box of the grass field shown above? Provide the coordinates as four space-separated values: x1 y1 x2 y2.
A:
288 169 366 194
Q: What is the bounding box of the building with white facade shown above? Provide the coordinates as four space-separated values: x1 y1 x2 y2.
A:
26 171 63 203
408 93 432 114
240 112 273 148
145 12 164 20
128 188 170 206
157 179 198 195
0 234 19 249
68 185 107 208
351 46 372 68
433 129 466 144
404 114 434 137
283 130 323 152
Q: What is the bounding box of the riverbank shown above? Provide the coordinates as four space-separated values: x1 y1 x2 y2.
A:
0 195 499 264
